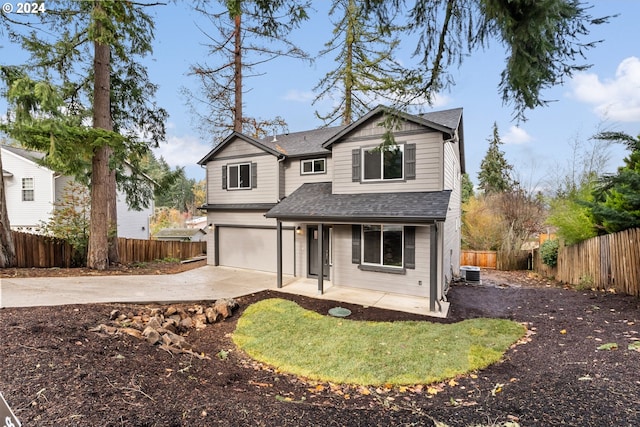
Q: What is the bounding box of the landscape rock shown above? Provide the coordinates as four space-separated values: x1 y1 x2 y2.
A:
147 316 162 330
91 299 240 357
205 307 219 324
213 298 239 319
142 326 161 345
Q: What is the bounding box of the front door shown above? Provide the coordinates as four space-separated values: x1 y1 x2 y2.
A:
308 225 330 278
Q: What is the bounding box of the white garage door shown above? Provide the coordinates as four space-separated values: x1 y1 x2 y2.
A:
218 227 294 274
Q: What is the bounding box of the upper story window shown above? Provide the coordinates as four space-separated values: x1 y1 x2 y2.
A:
362 145 404 181
352 143 415 183
228 163 251 189
22 177 34 201
222 162 256 190
301 158 326 175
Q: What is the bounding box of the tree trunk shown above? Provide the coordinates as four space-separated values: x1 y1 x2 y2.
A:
233 12 242 132
0 149 16 268
342 0 355 126
87 4 112 270
107 166 119 264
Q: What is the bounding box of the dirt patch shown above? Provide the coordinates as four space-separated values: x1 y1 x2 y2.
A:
1 268 639 426
0 258 207 278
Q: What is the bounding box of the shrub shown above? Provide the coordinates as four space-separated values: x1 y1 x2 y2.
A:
540 239 559 267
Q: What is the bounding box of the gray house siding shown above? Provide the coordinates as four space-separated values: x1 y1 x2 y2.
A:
442 141 462 283
283 156 333 196
330 224 431 297
205 138 279 205
331 129 444 195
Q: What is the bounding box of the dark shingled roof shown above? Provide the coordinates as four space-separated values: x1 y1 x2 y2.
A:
266 182 451 223
197 107 464 162
418 108 463 131
258 126 345 157
1 144 45 162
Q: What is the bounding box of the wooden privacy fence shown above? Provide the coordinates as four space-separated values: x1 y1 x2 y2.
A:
555 228 640 297
118 238 206 264
461 250 497 269
8 231 207 268
12 231 74 268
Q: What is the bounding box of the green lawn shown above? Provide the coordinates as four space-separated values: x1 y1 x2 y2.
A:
233 298 526 386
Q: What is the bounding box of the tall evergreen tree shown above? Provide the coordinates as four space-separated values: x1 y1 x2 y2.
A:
185 0 309 142
477 123 515 194
0 146 16 267
1 1 166 269
363 0 610 119
313 0 422 126
461 172 474 204
590 132 640 233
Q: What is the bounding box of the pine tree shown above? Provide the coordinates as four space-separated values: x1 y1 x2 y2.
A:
477 123 515 194
1 1 166 269
185 0 309 141
461 173 474 204
313 0 423 126
364 0 610 119
0 147 16 268
590 132 640 233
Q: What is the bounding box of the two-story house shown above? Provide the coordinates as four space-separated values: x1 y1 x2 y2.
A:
198 106 464 314
1 144 153 239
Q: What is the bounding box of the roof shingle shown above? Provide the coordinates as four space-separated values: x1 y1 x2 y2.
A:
265 182 451 223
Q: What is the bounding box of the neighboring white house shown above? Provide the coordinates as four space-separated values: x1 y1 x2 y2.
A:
1 144 153 239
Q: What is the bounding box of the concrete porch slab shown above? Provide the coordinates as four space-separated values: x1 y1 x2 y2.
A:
274 278 449 318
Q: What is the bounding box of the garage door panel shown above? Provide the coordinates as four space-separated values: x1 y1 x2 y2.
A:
218 227 293 274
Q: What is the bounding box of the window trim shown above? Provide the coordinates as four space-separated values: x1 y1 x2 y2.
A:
361 224 404 269
361 144 405 182
22 177 35 201
300 158 327 175
227 162 252 190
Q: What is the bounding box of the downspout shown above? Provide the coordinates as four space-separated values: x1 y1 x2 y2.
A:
277 155 286 202
276 220 283 288
276 156 286 285
430 222 439 312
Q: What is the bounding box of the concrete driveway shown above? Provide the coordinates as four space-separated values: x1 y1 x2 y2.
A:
1 265 445 317
0 266 295 308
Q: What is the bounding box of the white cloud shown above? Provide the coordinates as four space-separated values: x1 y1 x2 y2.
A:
430 93 452 108
153 133 210 170
570 56 640 122
283 89 315 103
502 126 533 145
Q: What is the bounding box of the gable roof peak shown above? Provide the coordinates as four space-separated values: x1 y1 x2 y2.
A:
322 105 463 148
197 131 282 165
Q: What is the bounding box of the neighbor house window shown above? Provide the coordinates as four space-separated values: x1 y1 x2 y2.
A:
22 177 34 201
301 158 326 175
362 224 403 267
227 163 251 189
362 145 404 181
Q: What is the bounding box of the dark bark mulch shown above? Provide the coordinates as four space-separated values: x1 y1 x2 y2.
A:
1 268 639 426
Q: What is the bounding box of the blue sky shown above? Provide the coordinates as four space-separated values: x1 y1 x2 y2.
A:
2 1 639 189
